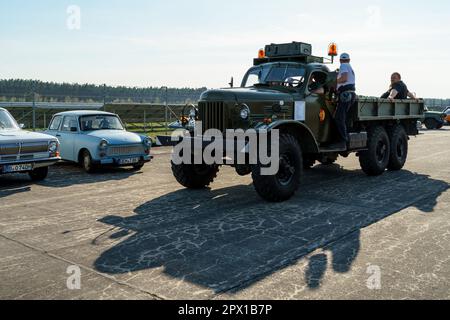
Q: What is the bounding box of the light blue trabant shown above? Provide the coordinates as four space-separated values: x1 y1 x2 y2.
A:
0 108 60 181
45 111 152 173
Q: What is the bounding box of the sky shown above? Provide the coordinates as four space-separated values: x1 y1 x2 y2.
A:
1 0 450 98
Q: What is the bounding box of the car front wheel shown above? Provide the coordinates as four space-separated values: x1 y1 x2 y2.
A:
132 161 145 171
81 150 96 173
29 167 49 181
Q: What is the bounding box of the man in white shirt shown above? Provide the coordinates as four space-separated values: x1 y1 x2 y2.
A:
333 53 356 149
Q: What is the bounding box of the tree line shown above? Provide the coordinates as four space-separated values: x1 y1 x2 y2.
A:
0 79 448 110
0 79 208 104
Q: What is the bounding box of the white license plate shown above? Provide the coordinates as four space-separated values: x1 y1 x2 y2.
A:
3 163 34 173
118 158 139 165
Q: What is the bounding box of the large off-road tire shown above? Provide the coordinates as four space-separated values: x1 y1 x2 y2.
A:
424 118 439 130
359 126 391 176
29 166 49 182
171 162 220 189
81 150 97 173
387 125 408 171
252 134 303 202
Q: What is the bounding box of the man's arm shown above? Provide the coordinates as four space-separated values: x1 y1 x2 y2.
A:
337 72 348 84
407 91 417 99
388 89 398 101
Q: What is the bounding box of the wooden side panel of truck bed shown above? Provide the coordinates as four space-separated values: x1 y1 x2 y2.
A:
355 98 425 121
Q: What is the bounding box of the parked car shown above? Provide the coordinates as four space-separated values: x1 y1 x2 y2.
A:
443 107 450 124
0 108 60 181
45 111 152 173
423 108 446 130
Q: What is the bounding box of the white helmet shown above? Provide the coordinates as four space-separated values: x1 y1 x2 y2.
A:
340 53 350 60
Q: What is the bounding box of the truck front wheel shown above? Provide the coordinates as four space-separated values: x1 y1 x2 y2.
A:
387 125 408 171
171 162 220 189
252 134 303 202
359 126 391 176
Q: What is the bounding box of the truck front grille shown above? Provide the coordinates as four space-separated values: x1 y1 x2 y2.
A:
107 145 144 157
199 102 226 133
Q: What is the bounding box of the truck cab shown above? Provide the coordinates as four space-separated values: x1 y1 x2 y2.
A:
0 108 60 181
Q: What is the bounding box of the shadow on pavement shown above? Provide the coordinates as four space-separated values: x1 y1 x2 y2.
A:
95 168 448 293
0 161 141 193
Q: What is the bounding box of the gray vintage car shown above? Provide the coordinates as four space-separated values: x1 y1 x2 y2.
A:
0 108 60 181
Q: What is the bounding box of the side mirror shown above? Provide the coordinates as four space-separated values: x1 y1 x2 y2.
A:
19 124 25 129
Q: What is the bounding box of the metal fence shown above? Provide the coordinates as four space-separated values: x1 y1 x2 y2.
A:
0 102 186 135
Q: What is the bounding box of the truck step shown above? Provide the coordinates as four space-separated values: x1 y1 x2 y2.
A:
319 145 347 153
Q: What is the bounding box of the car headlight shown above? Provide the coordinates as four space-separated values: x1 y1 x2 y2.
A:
99 139 109 149
143 137 152 147
240 104 251 120
48 141 58 153
189 107 197 119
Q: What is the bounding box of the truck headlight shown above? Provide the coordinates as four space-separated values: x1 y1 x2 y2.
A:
99 139 108 149
48 141 58 153
240 104 250 120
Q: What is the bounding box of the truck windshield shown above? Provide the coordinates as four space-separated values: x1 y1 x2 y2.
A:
80 115 124 131
242 64 306 88
0 110 19 130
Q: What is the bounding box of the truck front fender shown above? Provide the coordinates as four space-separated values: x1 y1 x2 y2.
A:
265 120 320 154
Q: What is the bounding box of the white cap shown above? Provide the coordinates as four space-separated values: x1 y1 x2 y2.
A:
340 53 350 60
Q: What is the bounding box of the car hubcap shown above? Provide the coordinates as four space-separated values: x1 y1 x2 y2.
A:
84 156 90 169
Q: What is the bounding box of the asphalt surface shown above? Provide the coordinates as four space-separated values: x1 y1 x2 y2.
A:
0 128 449 300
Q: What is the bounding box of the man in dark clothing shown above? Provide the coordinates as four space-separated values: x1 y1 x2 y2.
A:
381 73 417 100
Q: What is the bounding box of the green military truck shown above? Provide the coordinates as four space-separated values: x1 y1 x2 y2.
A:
171 42 425 202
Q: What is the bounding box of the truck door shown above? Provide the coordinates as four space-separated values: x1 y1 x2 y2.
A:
304 71 330 143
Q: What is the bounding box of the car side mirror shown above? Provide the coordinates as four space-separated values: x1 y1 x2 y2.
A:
19 123 25 129
70 127 78 132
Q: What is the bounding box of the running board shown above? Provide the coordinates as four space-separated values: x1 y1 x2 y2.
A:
319 146 347 153
319 132 368 153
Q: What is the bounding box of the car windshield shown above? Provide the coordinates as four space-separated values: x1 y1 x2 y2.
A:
80 115 124 131
242 64 306 88
0 110 19 130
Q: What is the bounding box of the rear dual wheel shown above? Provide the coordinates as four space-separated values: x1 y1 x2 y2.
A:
387 125 408 171
359 126 391 176
359 125 409 176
